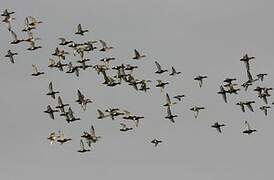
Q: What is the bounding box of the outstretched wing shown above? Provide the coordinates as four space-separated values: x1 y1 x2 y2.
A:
220 86 227 103
49 58 55 66
134 49 140 57
246 103 254 112
166 93 171 105
49 82 53 92
120 123 126 128
247 70 253 81
80 139 84 150
245 121 251 130
58 96 63 106
90 125 95 136
99 40 107 48
77 24 82 32
155 61 162 71
68 107 73 117
167 106 172 116
32 64 38 74
10 30 18 41
97 109 104 117
171 67 176 74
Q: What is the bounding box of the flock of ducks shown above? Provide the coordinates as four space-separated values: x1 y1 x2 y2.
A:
2 8 272 152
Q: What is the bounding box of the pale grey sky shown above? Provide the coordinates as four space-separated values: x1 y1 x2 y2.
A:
1 0 274 180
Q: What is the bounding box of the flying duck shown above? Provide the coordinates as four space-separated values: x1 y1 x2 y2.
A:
173 94 185 101
194 75 207 88
31 64 45 76
5 50 18 64
132 49 146 60
217 85 228 103
169 67 181 76
190 106 205 118
10 30 24 44
66 107 80 123
58 38 73 45
236 101 245 112
47 132 60 145
163 93 177 107
55 96 69 113
256 73 267 82
44 105 58 120
155 61 168 74
244 101 255 112
211 122 225 133
242 121 257 135
120 123 133 132
165 106 177 123
259 106 271 116
240 54 255 71
57 131 72 144
99 40 113 51
78 139 91 153
75 24 88 36
151 138 162 147
46 82 60 99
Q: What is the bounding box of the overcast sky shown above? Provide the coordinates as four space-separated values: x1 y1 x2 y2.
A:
1 0 274 179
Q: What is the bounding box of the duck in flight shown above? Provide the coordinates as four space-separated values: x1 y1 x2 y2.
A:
236 101 245 112
75 24 88 36
242 121 257 135
194 75 207 88
31 64 45 76
10 30 24 44
81 125 101 146
47 132 60 145
156 80 169 92
97 109 109 119
66 62 80 77
1 9 15 17
217 85 228 103
259 106 271 116
2 12 15 31
57 131 72 144
246 70 258 83
240 54 255 71
155 61 168 74
55 96 69 113
256 73 267 82
133 49 146 60
44 105 58 120
244 101 255 112
151 138 162 147
173 94 185 101
163 93 177 107
120 123 133 132
169 67 181 76
241 80 253 91
139 80 150 92
190 106 205 118
211 122 225 133
66 107 80 123
46 82 60 99
165 106 177 123
58 38 73 45
78 139 91 153
75 90 93 111
5 50 18 64
27 41 42 51
99 40 113 51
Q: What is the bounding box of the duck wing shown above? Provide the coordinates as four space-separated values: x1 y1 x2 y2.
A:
77 24 83 32
155 61 162 72
134 49 140 57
